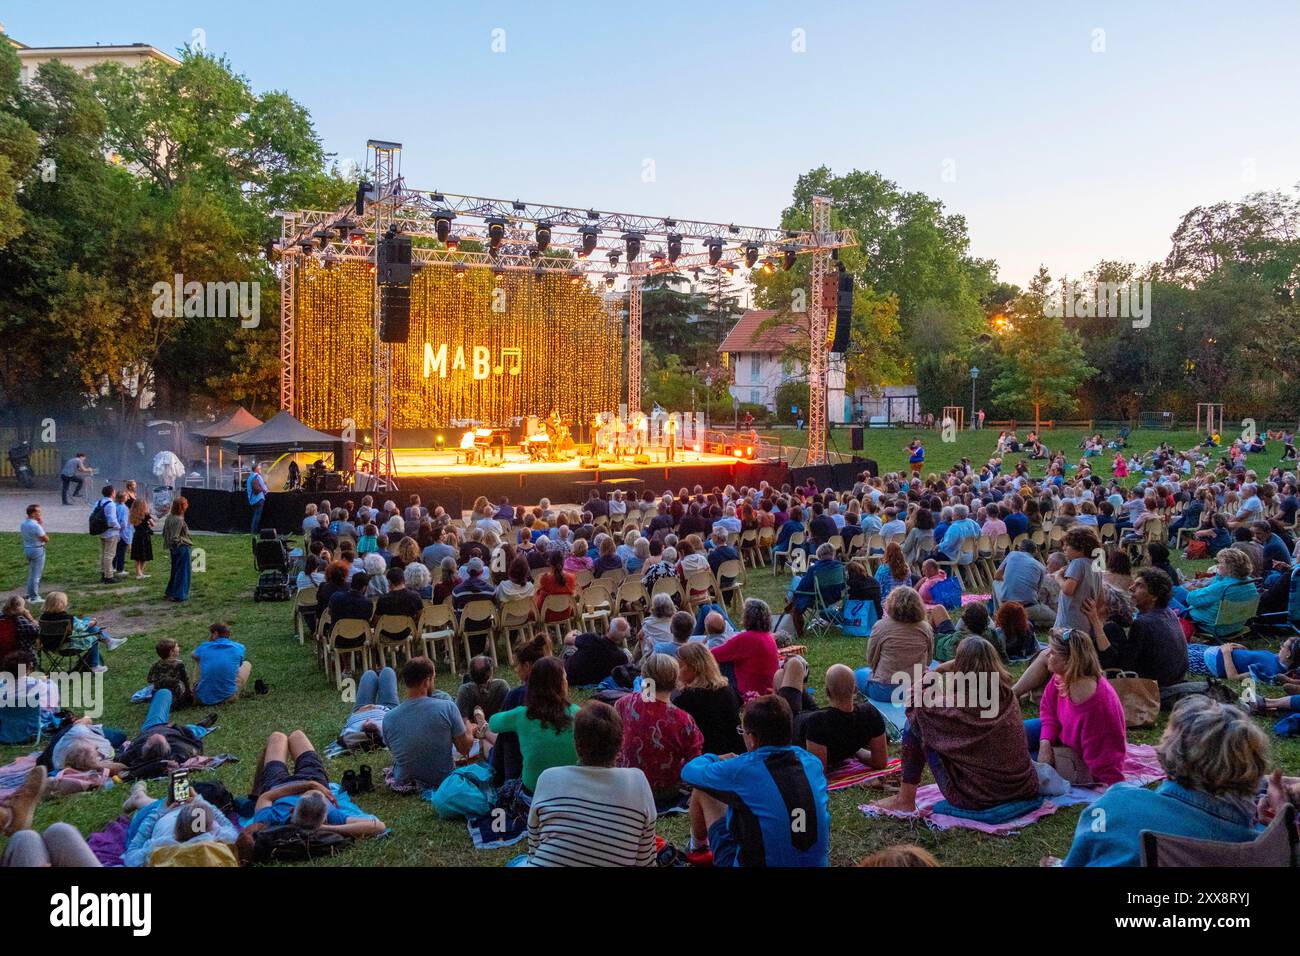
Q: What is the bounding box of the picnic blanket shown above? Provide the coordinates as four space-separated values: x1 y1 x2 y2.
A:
87 815 131 867
0 752 113 796
826 756 902 792
858 743 1166 835
468 778 530 850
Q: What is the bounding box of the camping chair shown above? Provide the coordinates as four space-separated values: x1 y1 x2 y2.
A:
539 594 577 646
805 569 847 640
418 601 457 671
293 586 318 645
498 598 538 664
715 559 746 616
457 598 500 668
37 618 93 674
327 618 371 688
1193 582 1261 643
1141 804 1297 867
373 614 417 670
1252 569 1300 637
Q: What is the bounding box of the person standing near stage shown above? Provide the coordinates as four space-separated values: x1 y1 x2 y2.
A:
19 504 48 604
60 452 92 505
163 497 194 603
907 438 925 481
665 416 677 463
247 463 269 535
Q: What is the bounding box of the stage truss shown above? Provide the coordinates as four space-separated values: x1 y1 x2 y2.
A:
275 146 857 482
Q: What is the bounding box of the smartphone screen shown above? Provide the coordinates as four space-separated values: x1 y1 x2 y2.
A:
169 769 191 804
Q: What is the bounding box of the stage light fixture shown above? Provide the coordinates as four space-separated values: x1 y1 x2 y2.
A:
623 232 643 261
568 269 583 285
605 273 616 289
348 230 366 246
453 262 467 279
760 258 775 274
535 222 552 251
445 235 459 252
744 243 760 268
433 209 454 242
706 238 723 266
608 250 621 267
782 243 798 270
579 224 599 257
355 181 371 215
297 239 314 253
667 233 683 263
486 217 506 250
313 228 333 248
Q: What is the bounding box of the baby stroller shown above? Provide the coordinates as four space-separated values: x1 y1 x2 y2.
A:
252 529 291 602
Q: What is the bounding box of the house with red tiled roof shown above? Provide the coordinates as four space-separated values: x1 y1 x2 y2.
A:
720 309 850 422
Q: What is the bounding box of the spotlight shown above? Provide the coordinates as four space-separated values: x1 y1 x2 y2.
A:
651 253 665 269
535 222 552 252
623 231 643 261
296 239 314 253
568 268 583 285
445 235 459 252
355 181 370 215
666 233 683 263
608 250 621 267
348 230 365 246
313 228 333 248
433 209 454 242
486 217 506 250
760 258 775 274
453 262 467 279
333 216 355 234
744 243 759 268
605 273 616 289
706 238 723 266
579 224 599 258
782 243 798 271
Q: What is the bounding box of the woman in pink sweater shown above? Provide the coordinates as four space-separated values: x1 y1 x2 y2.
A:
710 598 780 699
1025 628 1127 785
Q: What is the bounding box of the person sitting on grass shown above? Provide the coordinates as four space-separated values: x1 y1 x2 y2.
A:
455 655 511 722
615 653 704 807
524 700 658 867
784 660 889 772
1063 697 1273 866
482 656 579 796
1023 627 1128 786
653 610 696 658
1088 568 1188 687
191 623 251 707
859 844 940 867
711 599 780 698
147 638 193 707
937 601 1003 663
873 636 1039 815
861 586 935 704
672 641 744 757
382 656 477 792
565 618 633 685
681 694 829 867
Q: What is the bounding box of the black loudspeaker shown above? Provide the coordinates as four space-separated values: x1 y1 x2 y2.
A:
379 283 410 343
377 233 413 285
832 263 853 353
850 425 864 450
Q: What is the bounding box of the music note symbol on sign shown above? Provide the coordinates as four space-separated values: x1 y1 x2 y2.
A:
494 346 522 376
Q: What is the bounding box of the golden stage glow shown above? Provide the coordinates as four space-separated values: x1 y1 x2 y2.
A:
295 261 623 430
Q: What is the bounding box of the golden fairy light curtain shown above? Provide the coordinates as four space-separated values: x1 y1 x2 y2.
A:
295 261 622 431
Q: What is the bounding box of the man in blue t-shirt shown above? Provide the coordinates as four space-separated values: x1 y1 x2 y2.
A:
681 694 829 867
192 623 251 705
247 463 269 535
247 730 386 838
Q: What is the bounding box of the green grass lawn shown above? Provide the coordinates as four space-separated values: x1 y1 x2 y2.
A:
2 425 1297 867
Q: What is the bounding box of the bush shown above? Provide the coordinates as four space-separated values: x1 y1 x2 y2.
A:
774 380 807 425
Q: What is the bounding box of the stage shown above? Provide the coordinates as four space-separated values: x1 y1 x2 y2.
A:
389 445 744 478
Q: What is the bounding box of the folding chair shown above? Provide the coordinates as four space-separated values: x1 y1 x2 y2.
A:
37 618 93 674
327 618 371 688
804 570 847 640
373 614 417 670
313 608 333 671
651 575 684 605
738 528 761 568
457 598 500 668
828 534 846 559
1142 804 1297 867
573 568 595 591
418 601 458 672
293 586 318 645
772 531 805 576
578 582 614 634
755 527 775 567
684 568 720 614
842 529 865 559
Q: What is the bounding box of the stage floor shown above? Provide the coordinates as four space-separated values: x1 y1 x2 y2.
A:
391 446 742 477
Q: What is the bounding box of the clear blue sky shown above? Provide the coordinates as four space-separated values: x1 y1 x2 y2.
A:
5 0 1297 286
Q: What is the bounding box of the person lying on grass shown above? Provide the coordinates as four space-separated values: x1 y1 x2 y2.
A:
243 730 386 838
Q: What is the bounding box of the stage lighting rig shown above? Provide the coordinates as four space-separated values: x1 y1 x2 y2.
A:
486 217 506 251
579 224 599 258
744 243 760 268
667 233 683 263
623 231 643 261
706 238 724 266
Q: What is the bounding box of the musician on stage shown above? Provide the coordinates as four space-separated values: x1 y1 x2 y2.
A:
664 415 678 463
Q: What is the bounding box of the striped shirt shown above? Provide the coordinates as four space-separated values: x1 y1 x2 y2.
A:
525 765 658 867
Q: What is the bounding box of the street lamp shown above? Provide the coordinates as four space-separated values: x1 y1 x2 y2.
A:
969 366 979 430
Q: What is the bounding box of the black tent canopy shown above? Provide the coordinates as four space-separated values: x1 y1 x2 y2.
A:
224 410 346 457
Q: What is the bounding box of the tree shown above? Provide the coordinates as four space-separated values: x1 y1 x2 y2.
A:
991 268 1096 429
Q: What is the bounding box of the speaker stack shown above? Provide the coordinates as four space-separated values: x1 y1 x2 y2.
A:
378 232 413 344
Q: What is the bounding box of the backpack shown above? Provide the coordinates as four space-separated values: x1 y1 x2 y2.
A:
251 824 353 863
88 500 109 536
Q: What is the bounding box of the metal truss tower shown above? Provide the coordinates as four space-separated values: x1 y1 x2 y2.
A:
627 269 644 415
807 196 833 467
369 140 400 492
279 212 297 413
